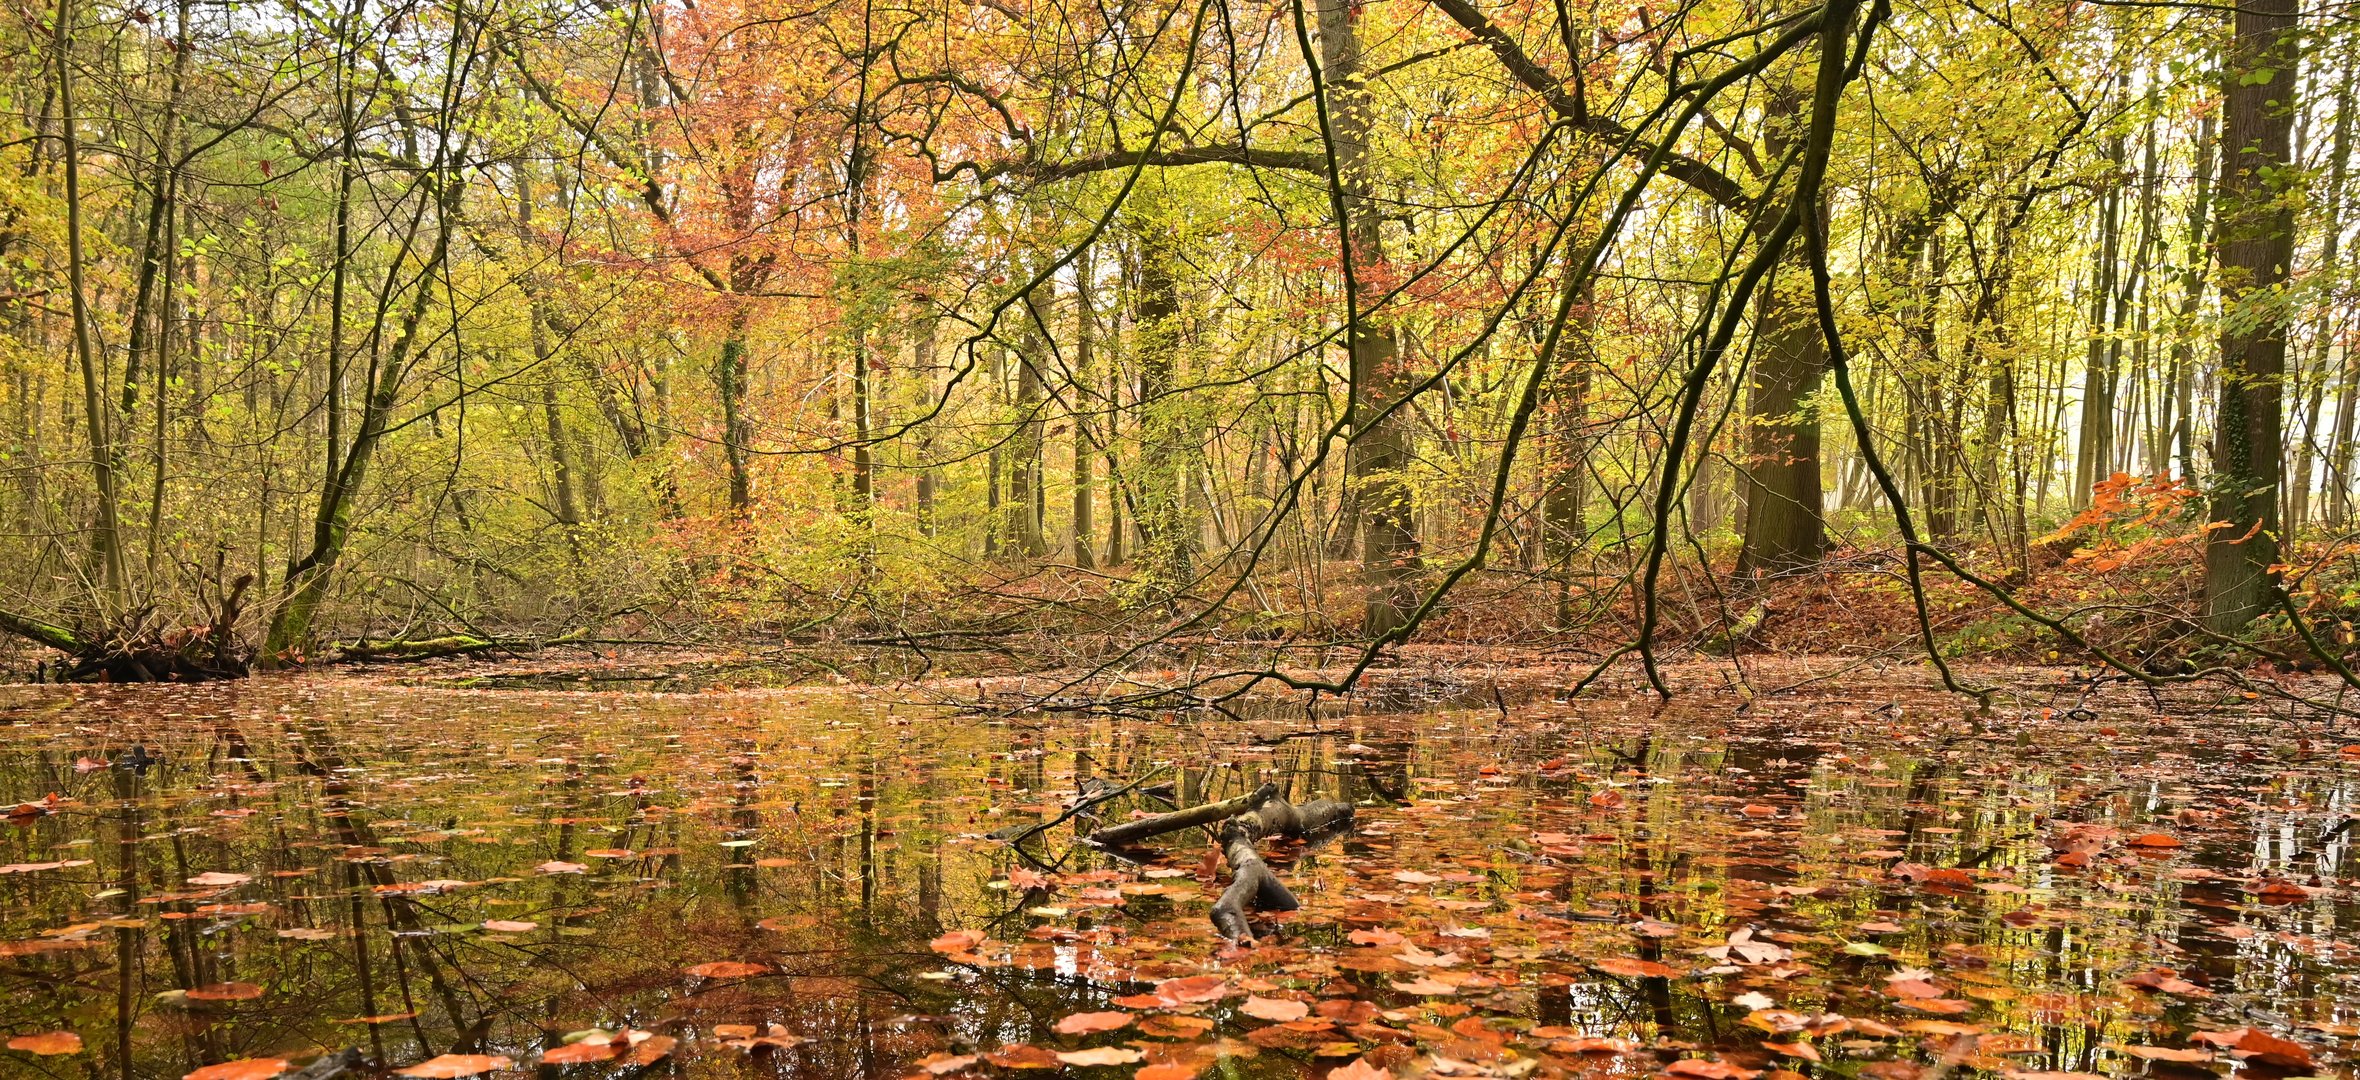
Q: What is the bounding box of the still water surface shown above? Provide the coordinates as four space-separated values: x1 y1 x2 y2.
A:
0 667 2352 1079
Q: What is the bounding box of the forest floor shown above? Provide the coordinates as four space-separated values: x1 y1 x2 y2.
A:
1 660 2355 1079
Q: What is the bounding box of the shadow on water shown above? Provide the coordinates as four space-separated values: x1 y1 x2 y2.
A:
0 665 2352 1078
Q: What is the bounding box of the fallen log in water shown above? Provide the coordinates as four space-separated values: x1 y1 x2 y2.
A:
1082 780 1351 940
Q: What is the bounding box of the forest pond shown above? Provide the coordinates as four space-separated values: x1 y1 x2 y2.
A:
0 665 2355 1079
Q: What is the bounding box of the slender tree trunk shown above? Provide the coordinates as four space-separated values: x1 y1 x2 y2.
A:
913 312 938 534
1071 259 1097 568
2074 113 2126 507
54 0 125 611
717 303 753 515
2203 0 2298 633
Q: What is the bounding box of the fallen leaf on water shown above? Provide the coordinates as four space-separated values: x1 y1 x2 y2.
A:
186 982 266 1001
481 920 537 933
2191 1028 2313 1069
187 872 251 887
1240 996 1309 1022
916 1052 979 1075
1154 975 1229 1003
1053 1011 1133 1035
1389 977 1456 995
930 929 985 954
1391 870 1441 885
7 1031 81 1055
1056 1047 1145 1066
277 928 337 941
1136 1063 1201 1080
534 861 586 875
682 961 767 979
983 1044 1061 1069
620 1037 674 1066
184 1059 289 1080
714 1023 806 1049
1662 1058 1759 1080
538 1041 623 1065
393 1055 512 1078
2115 1046 2211 1063
1328 1060 1394 1080
2125 833 2182 849
1592 957 1678 979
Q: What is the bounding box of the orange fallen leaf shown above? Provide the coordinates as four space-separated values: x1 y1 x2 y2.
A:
1592 957 1678 979
186 982 266 1001
1136 1064 1201 1080
1240 996 1310 1022
1328 1060 1394 1080
538 1041 623 1065
481 920 537 933
1056 1047 1144 1066
1053 1011 1133 1035
930 929 985 954
2125 833 2182 849
2116 1046 2211 1063
1153 975 1228 1003
7 1031 82 1055
683 961 768 979
983 1044 1061 1069
620 1036 674 1067
184 1059 289 1080
393 1055 512 1078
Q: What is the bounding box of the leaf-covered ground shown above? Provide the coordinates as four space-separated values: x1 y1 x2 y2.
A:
0 662 2353 1080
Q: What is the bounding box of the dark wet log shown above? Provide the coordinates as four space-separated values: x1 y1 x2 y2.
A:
1212 819 1297 941
1209 795 1355 940
1085 782 1281 847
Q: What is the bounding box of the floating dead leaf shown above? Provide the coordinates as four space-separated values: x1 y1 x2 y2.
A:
481 920 537 933
1662 1058 1760 1080
534 861 587 875
1329 1060 1394 1080
1389 977 1456 996
393 1055 512 1078
930 929 985 954
1153 975 1229 1003
621 1037 674 1067
715 1023 805 1049
2116 1046 2211 1063
1136 1063 1201 1080
2124 833 2182 849
2191 1028 2313 1069
682 961 767 979
538 1041 623 1065
187 872 252 887
983 1044 1062 1069
1054 1011 1133 1035
1056 1047 1144 1067
916 1052 978 1075
1239 997 1309 1022
1592 957 1678 979
186 982 266 1002
7 1031 81 1055
184 1059 289 1080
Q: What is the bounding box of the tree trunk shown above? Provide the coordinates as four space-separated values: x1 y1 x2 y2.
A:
1319 0 1418 636
1734 75 1828 578
54 0 126 610
717 304 754 515
1071 260 1097 568
2203 0 2298 634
